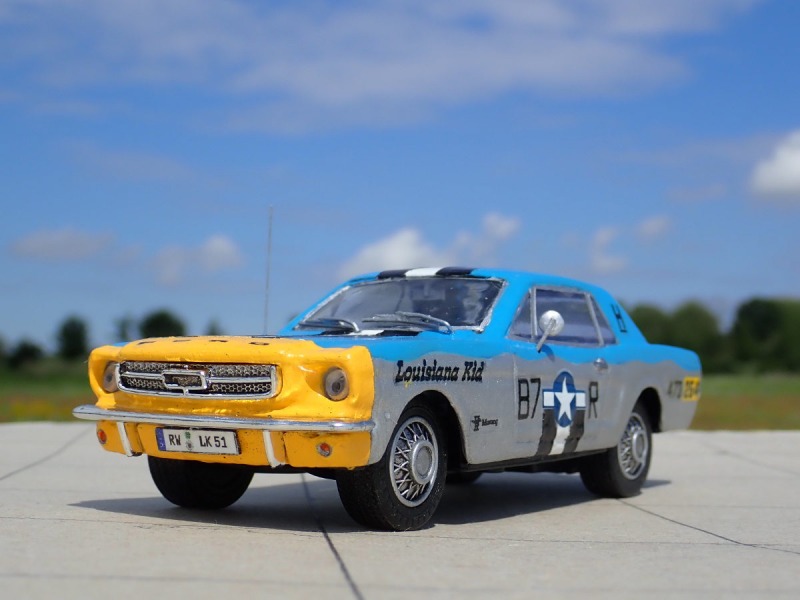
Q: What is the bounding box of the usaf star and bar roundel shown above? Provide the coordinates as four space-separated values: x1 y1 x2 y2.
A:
543 371 587 427
538 370 587 456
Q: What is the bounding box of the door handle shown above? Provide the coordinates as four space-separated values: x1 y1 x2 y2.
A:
593 357 609 372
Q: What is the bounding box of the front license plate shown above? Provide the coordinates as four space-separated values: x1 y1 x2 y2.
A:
155 428 240 455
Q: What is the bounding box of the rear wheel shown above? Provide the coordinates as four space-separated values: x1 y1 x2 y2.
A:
580 401 652 498
148 456 253 509
336 404 446 531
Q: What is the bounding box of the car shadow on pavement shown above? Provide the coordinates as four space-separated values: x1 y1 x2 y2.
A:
436 472 671 526
436 472 595 526
72 476 355 533
72 472 672 532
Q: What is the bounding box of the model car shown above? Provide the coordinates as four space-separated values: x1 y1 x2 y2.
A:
74 267 701 531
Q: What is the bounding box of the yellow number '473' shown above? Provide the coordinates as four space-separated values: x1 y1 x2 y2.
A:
682 377 701 402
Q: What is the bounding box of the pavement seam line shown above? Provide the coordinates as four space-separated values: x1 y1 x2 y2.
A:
0 425 92 483
0 570 362 588
619 499 800 557
301 473 365 600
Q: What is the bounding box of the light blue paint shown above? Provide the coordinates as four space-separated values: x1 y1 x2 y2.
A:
278 270 701 372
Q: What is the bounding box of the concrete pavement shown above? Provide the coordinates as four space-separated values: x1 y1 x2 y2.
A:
1 423 798 599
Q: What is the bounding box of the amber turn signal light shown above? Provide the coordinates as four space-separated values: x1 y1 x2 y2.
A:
316 442 332 457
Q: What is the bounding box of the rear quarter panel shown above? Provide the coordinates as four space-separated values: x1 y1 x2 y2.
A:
589 289 702 442
602 339 701 439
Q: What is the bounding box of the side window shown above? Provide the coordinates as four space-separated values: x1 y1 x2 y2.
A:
591 297 617 345
534 288 600 345
509 291 532 338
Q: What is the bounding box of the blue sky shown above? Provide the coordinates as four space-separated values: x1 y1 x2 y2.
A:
1 0 799 350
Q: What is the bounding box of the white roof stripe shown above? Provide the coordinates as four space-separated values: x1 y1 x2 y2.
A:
405 267 443 277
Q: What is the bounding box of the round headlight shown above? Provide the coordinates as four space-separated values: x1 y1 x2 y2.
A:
102 362 119 393
323 367 349 401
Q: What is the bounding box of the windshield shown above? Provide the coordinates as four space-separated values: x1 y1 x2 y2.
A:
297 277 503 331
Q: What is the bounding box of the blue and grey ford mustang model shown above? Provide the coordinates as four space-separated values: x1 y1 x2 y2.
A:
75 267 701 531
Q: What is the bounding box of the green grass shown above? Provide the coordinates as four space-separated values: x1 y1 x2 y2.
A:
1 362 799 429
691 373 800 430
0 360 93 422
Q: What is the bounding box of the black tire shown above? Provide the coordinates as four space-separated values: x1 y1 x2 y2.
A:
448 471 482 485
336 404 447 531
148 456 253 509
580 401 652 498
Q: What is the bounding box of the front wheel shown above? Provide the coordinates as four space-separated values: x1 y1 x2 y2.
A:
336 404 447 531
148 456 253 509
580 401 652 498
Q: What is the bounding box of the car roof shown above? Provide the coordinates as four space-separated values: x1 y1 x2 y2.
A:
282 266 651 347
348 267 607 296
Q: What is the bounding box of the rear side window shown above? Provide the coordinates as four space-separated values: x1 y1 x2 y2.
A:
592 297 617 345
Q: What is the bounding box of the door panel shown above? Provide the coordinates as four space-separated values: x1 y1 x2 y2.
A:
510 286 624 456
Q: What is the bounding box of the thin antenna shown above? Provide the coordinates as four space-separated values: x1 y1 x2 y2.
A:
263 205 274 334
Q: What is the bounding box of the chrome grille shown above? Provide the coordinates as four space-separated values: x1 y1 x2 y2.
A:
117 362 278 398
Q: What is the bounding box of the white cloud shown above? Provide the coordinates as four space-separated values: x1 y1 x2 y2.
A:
10 228 113 260
0 0 760 132
623 133 777 169
68 141 199 183
11 228 244 286
590 227 627 274
587 214 673 274
588 0 760 35
483 212 520 240
154 235 244 286
751 130 800 199
338 213 521 279
620 133 776 205
198 235 244 272
452 213 522 262
154 247 186 287
338 228 455 280
636 215 672 241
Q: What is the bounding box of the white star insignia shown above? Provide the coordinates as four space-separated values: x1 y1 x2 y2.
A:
555 377 575 423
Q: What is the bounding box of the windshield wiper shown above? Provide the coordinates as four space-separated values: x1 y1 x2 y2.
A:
363 311 453 334
295 318 360 333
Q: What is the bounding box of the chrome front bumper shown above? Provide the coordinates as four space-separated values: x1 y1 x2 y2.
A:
72 404 375 432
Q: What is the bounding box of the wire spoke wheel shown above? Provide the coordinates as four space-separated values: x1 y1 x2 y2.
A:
336 403 447 530
390 417 439 507
580 400 652 498
617 413 649 480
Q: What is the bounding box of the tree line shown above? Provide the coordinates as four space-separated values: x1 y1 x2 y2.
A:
0 310 219 371
1 299 798 373
630 298 800 373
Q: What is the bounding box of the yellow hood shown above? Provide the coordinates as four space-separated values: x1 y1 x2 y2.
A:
118 336 334 362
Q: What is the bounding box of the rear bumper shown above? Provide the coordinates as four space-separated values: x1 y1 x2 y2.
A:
73 404 374 469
